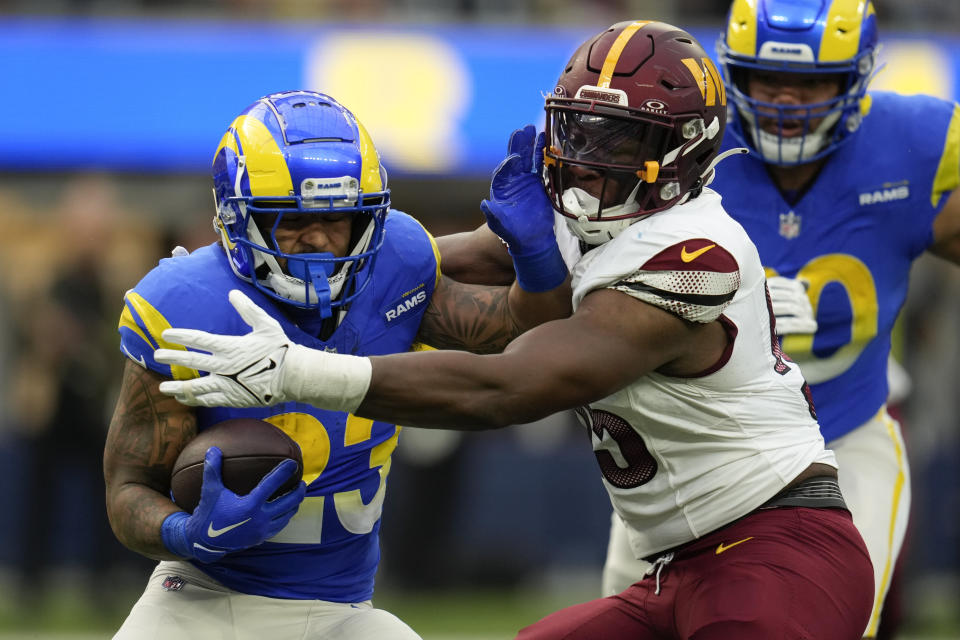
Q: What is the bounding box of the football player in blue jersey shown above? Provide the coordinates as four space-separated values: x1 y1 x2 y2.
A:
103 90 570 639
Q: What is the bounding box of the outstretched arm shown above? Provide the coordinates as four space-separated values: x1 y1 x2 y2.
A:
155 288 723 429
359 288 725 429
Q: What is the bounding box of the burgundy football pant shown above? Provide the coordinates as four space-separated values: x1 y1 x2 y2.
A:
516 507 873 640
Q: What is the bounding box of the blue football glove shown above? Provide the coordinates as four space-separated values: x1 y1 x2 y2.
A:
160 446 306 563
479 125 567 292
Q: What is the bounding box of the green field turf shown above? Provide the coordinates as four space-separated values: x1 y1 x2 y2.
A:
0 581 957 639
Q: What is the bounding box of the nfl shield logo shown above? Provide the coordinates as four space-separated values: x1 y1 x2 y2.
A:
162 575 186 592
779 211 801 239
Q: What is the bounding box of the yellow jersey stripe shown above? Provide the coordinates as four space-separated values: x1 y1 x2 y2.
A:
118 302 153 350
123 291 199 381
931 103 960 208
410 217 442 288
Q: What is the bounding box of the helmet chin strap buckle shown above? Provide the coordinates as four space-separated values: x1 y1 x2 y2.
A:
309 269 333 319
287 254 336 318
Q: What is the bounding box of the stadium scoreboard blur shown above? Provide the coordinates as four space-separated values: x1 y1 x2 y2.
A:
2 18 957 176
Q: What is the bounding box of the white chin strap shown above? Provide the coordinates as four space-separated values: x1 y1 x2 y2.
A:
561 182 644 246
252 216 376 306
560 182 643 219
741 109 841 164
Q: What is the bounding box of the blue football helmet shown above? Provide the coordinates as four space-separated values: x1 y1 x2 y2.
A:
717 0 879 165
211 90 389 318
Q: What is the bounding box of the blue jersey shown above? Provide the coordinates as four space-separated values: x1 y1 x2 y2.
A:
714 92 960 442
117 210 439 601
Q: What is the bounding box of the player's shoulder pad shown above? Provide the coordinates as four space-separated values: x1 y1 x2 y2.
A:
117 243 263 379
865 92 960 209
611 237 740 324
587 194 743 323
378 209 441 288
863 91 956 152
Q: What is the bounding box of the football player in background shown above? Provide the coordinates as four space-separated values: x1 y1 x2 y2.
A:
103 90 570 639
595 3 960 637
156 22 874 639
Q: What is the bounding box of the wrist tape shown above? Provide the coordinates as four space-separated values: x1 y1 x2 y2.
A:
511 242 568 293
283 344 373 413
160 511 192 558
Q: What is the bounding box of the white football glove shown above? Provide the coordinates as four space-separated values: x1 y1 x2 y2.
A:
155 289 371 411
766 275 818 335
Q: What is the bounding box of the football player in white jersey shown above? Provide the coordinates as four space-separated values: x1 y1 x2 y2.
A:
154 21 873 639
597 3 960 638
442 5 960 637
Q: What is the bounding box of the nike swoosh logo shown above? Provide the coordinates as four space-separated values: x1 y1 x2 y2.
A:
680 244 716 262
207 518 251 538
715 537 753 555
247 359 278 378
121 344 148 369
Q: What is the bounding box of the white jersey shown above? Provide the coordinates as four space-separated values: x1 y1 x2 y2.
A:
554 212 583 268
568 188 835 559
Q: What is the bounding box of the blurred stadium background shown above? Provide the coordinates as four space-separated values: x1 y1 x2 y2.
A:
0 0 958 638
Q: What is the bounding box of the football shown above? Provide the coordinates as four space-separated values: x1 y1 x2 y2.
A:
170 418 303 513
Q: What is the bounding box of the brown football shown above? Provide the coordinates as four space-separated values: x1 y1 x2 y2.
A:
170 418 303 513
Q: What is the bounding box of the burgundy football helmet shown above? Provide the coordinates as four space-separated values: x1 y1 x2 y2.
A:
545 21 728 245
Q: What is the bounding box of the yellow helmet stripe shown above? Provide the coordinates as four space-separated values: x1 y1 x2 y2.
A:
213 127 238 164
931 104 960 208
820 0 872 62
354 118 385 195
227 115 293 197
122 291 199 381
726 0 758 57
598 21 651 88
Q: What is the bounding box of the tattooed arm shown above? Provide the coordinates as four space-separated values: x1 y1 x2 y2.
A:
103 359 197 560
415 275 572 354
